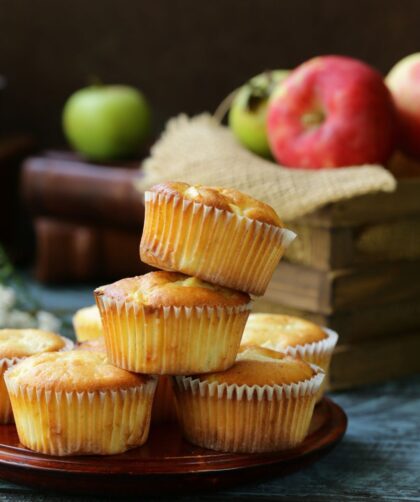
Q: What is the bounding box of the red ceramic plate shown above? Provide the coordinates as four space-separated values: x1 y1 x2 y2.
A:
0 397 346 496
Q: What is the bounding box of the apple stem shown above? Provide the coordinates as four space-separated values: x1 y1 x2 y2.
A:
214 89 238 123
301 109 325 129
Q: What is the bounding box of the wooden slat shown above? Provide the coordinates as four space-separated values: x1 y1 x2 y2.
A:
329 332 420 390
285 217 420 271
294 178 420 228
264 262 331 313
265 261 420 314
253 296 420 343
285 216 420 270
285 224 353 270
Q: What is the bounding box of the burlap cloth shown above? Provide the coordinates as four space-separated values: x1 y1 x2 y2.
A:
136 114 396 220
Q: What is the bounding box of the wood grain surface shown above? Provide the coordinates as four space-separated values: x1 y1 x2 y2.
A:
254 296 420 343
266 261 420 314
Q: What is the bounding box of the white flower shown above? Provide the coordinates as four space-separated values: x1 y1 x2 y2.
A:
36 311 61 332
0 285 16 311
0 284 61 332
0 308 8 327
5 310 37 329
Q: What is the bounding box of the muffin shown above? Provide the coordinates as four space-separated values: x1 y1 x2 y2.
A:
95 271 251 374
173 345 324 453
0 329 73 424
241 313 338 397
140 182 296 296
73 305 102 342
76 339 178 424
5 350 157 456
76 337 107 353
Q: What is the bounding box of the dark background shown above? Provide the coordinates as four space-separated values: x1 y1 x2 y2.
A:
0 0 419 147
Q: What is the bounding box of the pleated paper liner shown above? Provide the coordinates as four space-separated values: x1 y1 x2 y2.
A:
4 377 157 456
0 336 74 425
0 358 21 424
96 294 252 374
244 328 339 401
0 398 347 495
140 191 296 296
173 365 324 453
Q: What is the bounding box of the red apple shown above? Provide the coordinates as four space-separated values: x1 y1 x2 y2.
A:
267 56 397 169
386 53 420 159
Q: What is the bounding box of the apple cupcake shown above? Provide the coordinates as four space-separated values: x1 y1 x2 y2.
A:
95 271 252 374
241 313 338 398
5 351 157 456
140 182 295 296
0 329 73 424
73 305 103 342
173 345 324 453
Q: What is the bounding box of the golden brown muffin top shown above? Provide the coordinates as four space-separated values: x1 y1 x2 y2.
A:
195 345 315 386
6 351 151 392
149 182 283 227
73 305 101 327
95 271 251 308
241 313 327 350
0 329 67 359
76 337 106 353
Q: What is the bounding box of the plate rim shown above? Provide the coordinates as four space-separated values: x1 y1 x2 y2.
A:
0 397 347 477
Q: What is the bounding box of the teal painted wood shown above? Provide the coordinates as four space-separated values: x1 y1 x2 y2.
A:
0 280 419 501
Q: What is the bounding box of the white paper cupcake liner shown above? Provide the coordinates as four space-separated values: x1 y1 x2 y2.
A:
5 376 157 456
257 328 338 399
260 328 338 368
140 191 296 296
96 294 252 374
173 365 324 453
175 363 324 401
0 357 22 424
59 336 75 352
0 336 73 425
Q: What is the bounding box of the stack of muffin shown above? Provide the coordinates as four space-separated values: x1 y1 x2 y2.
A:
3 182 338 456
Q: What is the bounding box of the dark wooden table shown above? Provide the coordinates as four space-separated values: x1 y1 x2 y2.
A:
0 280 419 501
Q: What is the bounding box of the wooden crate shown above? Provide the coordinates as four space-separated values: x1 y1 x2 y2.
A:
258 177 420 388
254 296 420 344
284 178 420 270
329 332 420 390
264 261 420 315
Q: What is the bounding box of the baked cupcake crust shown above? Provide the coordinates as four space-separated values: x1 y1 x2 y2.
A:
0 329 67 359
6 351 152 392
150 182 283 227
192 345 315 386
95 271 250 308
72 305 103 341
242 314 327 349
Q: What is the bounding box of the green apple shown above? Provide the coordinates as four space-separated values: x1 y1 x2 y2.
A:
228 70 289 157
62 84 151 161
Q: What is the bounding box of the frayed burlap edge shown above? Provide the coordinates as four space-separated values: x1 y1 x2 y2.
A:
136 114 396 220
